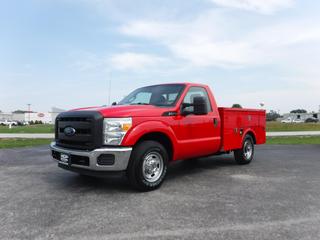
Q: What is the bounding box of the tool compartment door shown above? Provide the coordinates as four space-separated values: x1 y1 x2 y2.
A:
218 108 266 152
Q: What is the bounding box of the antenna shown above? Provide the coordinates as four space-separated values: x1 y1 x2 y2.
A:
107 71 112 106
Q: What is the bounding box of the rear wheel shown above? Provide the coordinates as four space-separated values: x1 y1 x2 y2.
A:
127 140 168 191
234 135 254 165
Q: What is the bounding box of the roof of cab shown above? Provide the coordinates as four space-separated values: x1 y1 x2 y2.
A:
147 82 209 88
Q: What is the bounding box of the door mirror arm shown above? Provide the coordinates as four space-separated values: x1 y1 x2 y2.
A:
180 103 192 116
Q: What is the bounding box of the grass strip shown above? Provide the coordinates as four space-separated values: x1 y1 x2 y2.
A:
266 122 320 132
266 136 320 145
0 138 52 149
0 124 54 133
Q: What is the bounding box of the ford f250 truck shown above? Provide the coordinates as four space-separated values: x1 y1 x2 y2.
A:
51 83 266 191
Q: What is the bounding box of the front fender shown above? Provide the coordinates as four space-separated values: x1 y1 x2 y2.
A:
122 120 178 147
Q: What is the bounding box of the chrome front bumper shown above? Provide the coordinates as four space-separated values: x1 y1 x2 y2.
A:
50 142 132 171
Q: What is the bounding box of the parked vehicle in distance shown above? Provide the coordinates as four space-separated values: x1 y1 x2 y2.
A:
0 119 18 126
305 117 319 123
50 83 266 191
292 118 304 123
281 118 293 123
17 120 29 126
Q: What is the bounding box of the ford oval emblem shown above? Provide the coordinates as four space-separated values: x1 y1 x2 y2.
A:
64 127 76 136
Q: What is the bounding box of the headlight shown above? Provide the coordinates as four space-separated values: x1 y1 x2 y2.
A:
103 118 132 145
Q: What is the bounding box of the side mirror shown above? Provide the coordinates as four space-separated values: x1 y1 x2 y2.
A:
193 96 208 115
181 96 208 116
112 102 117 106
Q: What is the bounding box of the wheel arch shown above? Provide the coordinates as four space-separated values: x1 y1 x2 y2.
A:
244 130 257 144
136 132 174 162
122 121 177 161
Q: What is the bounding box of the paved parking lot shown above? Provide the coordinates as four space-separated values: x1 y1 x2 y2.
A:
1 144 320 240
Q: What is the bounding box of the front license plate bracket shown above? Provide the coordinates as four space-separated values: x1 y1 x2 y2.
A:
60 153 70 165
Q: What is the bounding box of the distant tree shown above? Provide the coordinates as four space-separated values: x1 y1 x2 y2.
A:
232 104 243 109
266 110 281 121
290 109 307 114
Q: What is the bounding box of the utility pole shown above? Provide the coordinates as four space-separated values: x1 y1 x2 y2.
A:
27 104 31 122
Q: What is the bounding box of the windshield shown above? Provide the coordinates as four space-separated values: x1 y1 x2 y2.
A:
118 84 185 107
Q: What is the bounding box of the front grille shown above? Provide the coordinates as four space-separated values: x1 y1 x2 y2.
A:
59 128 91 135
58 117 91 122
55 111 103 150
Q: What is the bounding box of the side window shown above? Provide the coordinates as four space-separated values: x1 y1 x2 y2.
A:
182 87 212 112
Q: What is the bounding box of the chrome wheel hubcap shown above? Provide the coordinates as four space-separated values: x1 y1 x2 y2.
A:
244 140 253 160
142 151 164 183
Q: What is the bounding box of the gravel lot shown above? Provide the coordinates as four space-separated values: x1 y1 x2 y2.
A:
1 145 320 240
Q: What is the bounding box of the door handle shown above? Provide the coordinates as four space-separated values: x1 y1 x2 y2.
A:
213 118 219 127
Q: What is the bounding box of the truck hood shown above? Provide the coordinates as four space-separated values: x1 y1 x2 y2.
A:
72 105 171 117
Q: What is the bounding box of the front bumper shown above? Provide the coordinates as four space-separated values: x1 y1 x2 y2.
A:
50 142 132 171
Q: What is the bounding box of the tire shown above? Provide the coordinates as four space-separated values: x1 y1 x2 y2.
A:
234 135 254 165
127 140 169 191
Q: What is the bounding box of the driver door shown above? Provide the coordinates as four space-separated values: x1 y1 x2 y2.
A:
177 87 220 159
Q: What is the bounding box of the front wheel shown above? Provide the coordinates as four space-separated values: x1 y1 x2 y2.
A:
234 135 254 165
127 140 168 191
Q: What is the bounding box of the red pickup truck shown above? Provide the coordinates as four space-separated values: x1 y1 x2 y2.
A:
51 83 266 191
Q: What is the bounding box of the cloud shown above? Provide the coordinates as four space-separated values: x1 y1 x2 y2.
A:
209 0 294 14
110 52 164 71
71 53 106 72
119 15 252 68
119 14 320 69
169 40 253 68
120 20 182 39
70 50 173 73
223 87 320 113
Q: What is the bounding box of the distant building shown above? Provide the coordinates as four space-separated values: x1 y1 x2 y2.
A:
281 112 319 122
50 107 65 123
13 112 52 123
0 113 13 121
0 107 65 124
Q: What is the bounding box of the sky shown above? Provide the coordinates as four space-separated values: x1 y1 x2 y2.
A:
0 0 319 113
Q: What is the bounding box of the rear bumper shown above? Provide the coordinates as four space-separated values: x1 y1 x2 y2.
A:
50 142 132 172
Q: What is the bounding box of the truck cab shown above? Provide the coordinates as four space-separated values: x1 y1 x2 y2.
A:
51 83 266 191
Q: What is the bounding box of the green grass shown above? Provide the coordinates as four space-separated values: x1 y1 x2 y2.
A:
0 124 54 133
0 136 319 149
266 122 320 132
0 138 52 149
267 136 320 145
